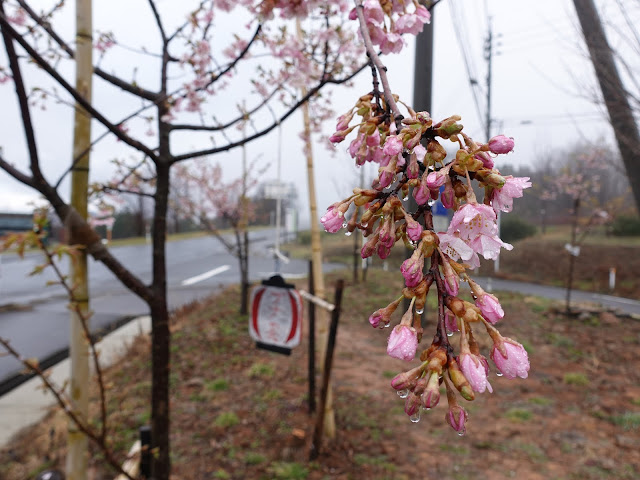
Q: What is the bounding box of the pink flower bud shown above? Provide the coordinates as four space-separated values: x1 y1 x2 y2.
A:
440 257 459 296
382 135 403 156
329 132 346 144
405 216 423 242
377 243 391 259
458 353 493 394
413 182 430 205
335 112 353 131
445 405 468 435
475 292 504 324
442 181 455 209
369 298 402 328
488 135 515 154
379 168 394 189
475 151 494 169
390 365 424 390
361 233 379 259
426 171 446 190
401 251 424 288
387 325 418 361
348 7 357 20
421 372 441 409
404 392 421 416
320 204 346 233
491 339 530 379
445 310 459 334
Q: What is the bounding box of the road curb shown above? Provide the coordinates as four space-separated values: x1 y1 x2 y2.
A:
0 315 151 448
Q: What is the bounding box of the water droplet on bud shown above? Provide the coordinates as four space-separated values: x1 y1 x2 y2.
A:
457 430 466 437
427 199 435 206
447 331 454 337
496 371 503 377
416 308 424 315
410 411 421 423
345 231 352 236
397 389 409 399
384 323 391 328
342 222 348 228
402 196 409 202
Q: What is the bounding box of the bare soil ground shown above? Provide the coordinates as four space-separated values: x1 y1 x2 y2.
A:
1 270 639 480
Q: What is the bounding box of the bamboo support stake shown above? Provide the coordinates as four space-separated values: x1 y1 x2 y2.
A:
297 19 335 440
67 1 93 478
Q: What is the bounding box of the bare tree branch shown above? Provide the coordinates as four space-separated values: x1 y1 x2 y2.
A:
171 64 367 162
0 12 160 161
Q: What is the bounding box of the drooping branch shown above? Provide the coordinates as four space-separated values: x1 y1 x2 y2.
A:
354 0 402 120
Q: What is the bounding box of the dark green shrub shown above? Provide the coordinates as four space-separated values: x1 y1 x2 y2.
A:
500 216 537 243
611 215 640 236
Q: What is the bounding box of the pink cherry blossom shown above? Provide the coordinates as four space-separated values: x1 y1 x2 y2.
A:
363 0 384 25
380 32 404 54
491 176 532 213
445 405 468 434
387 324 418 361
438 232 480 269
468 233 513 261
459 353 493 393
475 292 504 324
449 203 497 240
491 339 530 379
488 135 515 154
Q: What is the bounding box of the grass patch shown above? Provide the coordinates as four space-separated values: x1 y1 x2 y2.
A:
214 411 239 428
528 396 553 406
563 372 590 386
206 378 229 392
244 452 266 465
353 453 397 471
247 362 275 379
268 461 309 480
609 411 640 430
504 408 534 422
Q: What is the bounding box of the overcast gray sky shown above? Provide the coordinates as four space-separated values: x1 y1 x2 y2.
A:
0 0 636 227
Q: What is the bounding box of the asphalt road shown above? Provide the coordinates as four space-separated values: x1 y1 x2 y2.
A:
0 230 338 388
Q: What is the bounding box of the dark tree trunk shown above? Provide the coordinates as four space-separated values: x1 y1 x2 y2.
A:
573 0 640 213
150 161 171 480
239 229 250 315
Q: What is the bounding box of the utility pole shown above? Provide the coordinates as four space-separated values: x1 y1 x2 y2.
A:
67 0 92 478
572 0 640 213
484 18 501 275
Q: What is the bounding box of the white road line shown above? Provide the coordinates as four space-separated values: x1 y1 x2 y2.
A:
181 265 231 286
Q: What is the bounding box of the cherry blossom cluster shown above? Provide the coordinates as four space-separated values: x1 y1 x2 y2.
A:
348 0 431 54
323 90 531 434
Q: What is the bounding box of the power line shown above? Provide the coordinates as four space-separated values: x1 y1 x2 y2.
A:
449 0 485 128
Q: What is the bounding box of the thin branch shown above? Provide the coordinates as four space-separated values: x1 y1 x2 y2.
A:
17 0 159 100
171 63 368 162
169 80 281 132
37 236 108 441
102 186 155 198
0 13 159 161
353 0 402 119
1 3 43 180
148 0 168 44
0 154 36 187
0 337 135 480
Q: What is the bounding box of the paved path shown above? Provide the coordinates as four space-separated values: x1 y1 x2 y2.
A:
475 276 640 316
